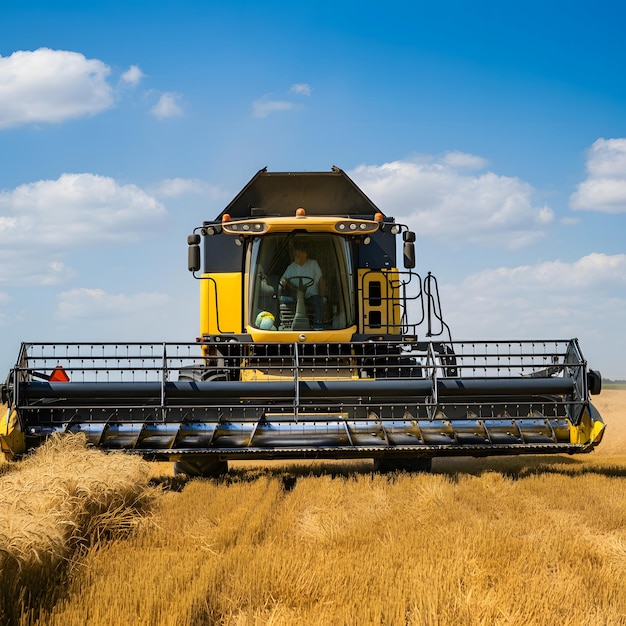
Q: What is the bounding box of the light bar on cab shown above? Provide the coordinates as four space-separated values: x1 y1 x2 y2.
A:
222 221 268 234
334 220 379 233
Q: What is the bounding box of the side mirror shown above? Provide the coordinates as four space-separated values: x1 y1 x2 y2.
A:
403 241 415 269
402 230 416 268
187 234 201 272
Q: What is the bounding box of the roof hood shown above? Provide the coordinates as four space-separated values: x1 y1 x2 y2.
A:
218 166 383 219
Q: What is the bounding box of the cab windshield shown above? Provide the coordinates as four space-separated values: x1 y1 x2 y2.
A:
249 233 355 331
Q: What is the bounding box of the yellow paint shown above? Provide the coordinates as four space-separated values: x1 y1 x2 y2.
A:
0 406 25 459
199 272 242 335
240 367 360 382
357 268 401 334
223 215 381 235
570 402 606 448
247 326 357 344
242 326 360 380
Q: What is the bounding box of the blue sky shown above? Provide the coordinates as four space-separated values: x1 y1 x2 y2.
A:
1 0 626 378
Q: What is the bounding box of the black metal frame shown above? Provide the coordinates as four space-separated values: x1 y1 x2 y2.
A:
4 339 600 460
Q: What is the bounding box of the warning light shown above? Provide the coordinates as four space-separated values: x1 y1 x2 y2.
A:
295 207 306 217
374 212 383 223
222 213 231 223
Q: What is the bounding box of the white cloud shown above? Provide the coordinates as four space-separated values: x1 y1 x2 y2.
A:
53 287 175 345
442 151 488 170
0 259 76 286
0 173 165 285
459 253 626 295
570 138 626 212
290 83 312 96
56 287 170 321
0 216 17 232
252 97 297 118
0 50 181 126
150 92 183 118
350 158 553 249
42 284 196 347
121 64 145 86
437 253 626 376
153 177 229 200
0 48 114 128
0 173 165 247
252 83 312 118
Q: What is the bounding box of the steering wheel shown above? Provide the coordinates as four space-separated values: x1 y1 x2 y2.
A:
283 275 314 292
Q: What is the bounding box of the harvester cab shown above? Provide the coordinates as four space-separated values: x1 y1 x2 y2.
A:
1 167 605 476
187 166 424 345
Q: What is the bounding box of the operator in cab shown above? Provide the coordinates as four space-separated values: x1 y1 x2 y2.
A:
279 241 326 329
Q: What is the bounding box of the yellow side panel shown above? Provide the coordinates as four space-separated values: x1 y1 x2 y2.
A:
248 327 357 344
0 406 25 459
570 402 606 449
357 269 401 334
199 272 242 335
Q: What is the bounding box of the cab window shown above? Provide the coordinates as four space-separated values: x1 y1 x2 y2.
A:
249 233 354 331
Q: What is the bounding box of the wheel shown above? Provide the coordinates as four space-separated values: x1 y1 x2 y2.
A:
173 457 228 478
373 457 432 473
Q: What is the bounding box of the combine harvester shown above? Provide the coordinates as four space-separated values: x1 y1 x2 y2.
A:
1 168 605 475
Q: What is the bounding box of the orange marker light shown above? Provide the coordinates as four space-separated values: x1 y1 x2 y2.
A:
374 212 383 223
295 207 306 217
222 213 231 223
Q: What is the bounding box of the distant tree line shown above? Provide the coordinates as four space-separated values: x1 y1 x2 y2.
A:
601 378 626 385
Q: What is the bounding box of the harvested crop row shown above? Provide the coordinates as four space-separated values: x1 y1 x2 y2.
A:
0 433 157 624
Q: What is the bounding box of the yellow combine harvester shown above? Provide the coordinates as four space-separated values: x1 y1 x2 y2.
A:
1 167 605 475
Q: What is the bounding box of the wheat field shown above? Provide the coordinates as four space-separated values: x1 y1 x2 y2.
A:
2 391 625 625
0 433 157 625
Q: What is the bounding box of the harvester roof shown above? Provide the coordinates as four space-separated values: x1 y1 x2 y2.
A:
218 166 383 219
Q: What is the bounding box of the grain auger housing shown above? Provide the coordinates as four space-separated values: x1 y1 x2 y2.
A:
1 167 605 475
